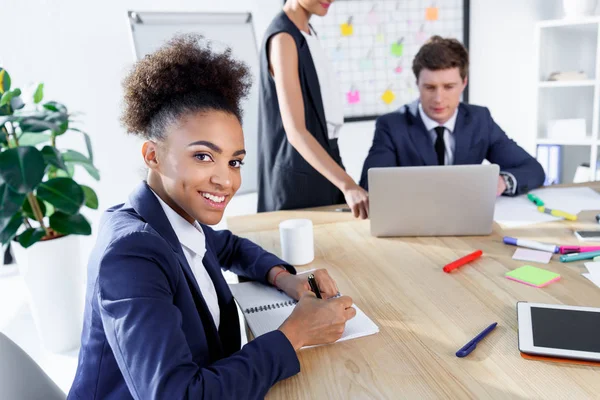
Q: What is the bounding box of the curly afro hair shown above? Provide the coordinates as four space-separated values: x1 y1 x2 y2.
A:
121 33 251 139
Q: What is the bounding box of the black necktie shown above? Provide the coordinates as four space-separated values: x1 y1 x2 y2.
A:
434 126 445 165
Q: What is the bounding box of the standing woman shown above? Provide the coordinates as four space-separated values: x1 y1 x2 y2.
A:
258 0 369 218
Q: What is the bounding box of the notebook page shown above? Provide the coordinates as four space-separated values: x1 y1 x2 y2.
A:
229 281 379 345
229 281 295 311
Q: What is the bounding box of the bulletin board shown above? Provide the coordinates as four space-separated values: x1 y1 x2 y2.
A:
306 0 470 122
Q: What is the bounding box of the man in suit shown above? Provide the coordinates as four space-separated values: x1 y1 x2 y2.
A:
360 36 545 196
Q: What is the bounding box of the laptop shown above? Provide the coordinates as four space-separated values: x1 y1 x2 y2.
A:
368 164 499 237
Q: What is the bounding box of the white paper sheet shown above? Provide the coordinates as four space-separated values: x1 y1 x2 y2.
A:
494 187 600 228
582 273 600 289
584 262 600 278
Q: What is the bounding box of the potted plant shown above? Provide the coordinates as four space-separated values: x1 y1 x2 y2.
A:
0 67 100 353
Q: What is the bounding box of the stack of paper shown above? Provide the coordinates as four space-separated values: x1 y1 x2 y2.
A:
494 187 600 228
582 262 600 288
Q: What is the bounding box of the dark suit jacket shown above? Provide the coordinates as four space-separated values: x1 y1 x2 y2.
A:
359 101 545 195
257 11 344 212
67 182 299 399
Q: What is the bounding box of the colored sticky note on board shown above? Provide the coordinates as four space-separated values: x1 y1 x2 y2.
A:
391 43 404 57
505 265 560 288
416 31 428 43
340 23 353 36
425 7 439 21
367 10 379 25
381 89 395 105
346 90 360 104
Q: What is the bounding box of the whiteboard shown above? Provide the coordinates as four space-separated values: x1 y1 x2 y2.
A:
127 11 260 194
309 0 469 122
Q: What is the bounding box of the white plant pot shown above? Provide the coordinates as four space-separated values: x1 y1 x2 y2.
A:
563 0 598 17
12 234 85 353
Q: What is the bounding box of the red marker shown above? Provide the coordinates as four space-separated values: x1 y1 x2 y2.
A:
443 250 483 273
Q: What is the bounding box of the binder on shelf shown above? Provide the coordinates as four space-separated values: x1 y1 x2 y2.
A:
537 144 561 185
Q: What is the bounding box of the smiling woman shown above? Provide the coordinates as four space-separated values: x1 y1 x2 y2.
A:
67 33 356 400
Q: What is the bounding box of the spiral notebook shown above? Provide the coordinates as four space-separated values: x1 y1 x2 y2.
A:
229 281 379 347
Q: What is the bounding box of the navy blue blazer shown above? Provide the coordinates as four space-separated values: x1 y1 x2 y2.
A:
68 182 299 399
359 101 545 195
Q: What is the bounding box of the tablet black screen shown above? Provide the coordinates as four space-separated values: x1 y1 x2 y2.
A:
531 307 600 352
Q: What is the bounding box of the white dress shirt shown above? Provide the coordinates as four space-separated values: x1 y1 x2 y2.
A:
417 102 517 194
301 27 344 140
152 191 220 329
418 102 458 165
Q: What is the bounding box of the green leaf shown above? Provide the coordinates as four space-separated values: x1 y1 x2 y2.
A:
33 83 44 104
70 128 94 162
0 146 46 194
18 133 51 146
48 164 74 179
41 146 68 171
17 228 46 248
62 149 90 164
49 211 91 236
0 69 11 94
0 183 26 218
18 118 60 133
0 88 20 107
0 104 12 117
22 196 46 220
62 150 100 180
80 185 98 209
36 177 84 215
42 101 67 114
43 200 54 216
0 213 22 245
80 162 100 180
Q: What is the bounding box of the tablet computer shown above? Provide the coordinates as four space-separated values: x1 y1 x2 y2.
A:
517 302 600 362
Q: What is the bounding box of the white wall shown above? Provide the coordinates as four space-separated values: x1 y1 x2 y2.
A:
0 0 572 240
1 0 282 249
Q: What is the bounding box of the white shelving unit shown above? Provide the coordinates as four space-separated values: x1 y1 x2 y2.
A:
534 17 600 183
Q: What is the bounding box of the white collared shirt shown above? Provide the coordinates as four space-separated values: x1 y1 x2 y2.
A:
152 191 220 329
418 103 458 165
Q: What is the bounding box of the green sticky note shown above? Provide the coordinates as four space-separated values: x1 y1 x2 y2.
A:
505 265 560 288
391 43 404 57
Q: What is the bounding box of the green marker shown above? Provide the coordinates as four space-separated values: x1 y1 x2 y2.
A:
560 250 600 263
527 193 544 207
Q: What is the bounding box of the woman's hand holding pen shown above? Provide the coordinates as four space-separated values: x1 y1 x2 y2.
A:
341 181 369 220
279 293 356 350
274 268 339 300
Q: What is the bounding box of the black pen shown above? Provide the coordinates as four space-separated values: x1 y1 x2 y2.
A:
307 273 322 299
335 207 351 212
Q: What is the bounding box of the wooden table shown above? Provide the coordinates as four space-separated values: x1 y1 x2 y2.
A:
228 183 600 399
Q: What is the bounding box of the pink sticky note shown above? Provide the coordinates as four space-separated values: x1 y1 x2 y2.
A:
395 66 403 74
347 90 360 104
367 11 379 25
416 31 428 43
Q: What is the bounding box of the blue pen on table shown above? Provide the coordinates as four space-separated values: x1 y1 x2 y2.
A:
456 322 498 358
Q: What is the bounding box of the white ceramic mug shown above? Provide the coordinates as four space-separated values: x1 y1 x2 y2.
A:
279 219 314 265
